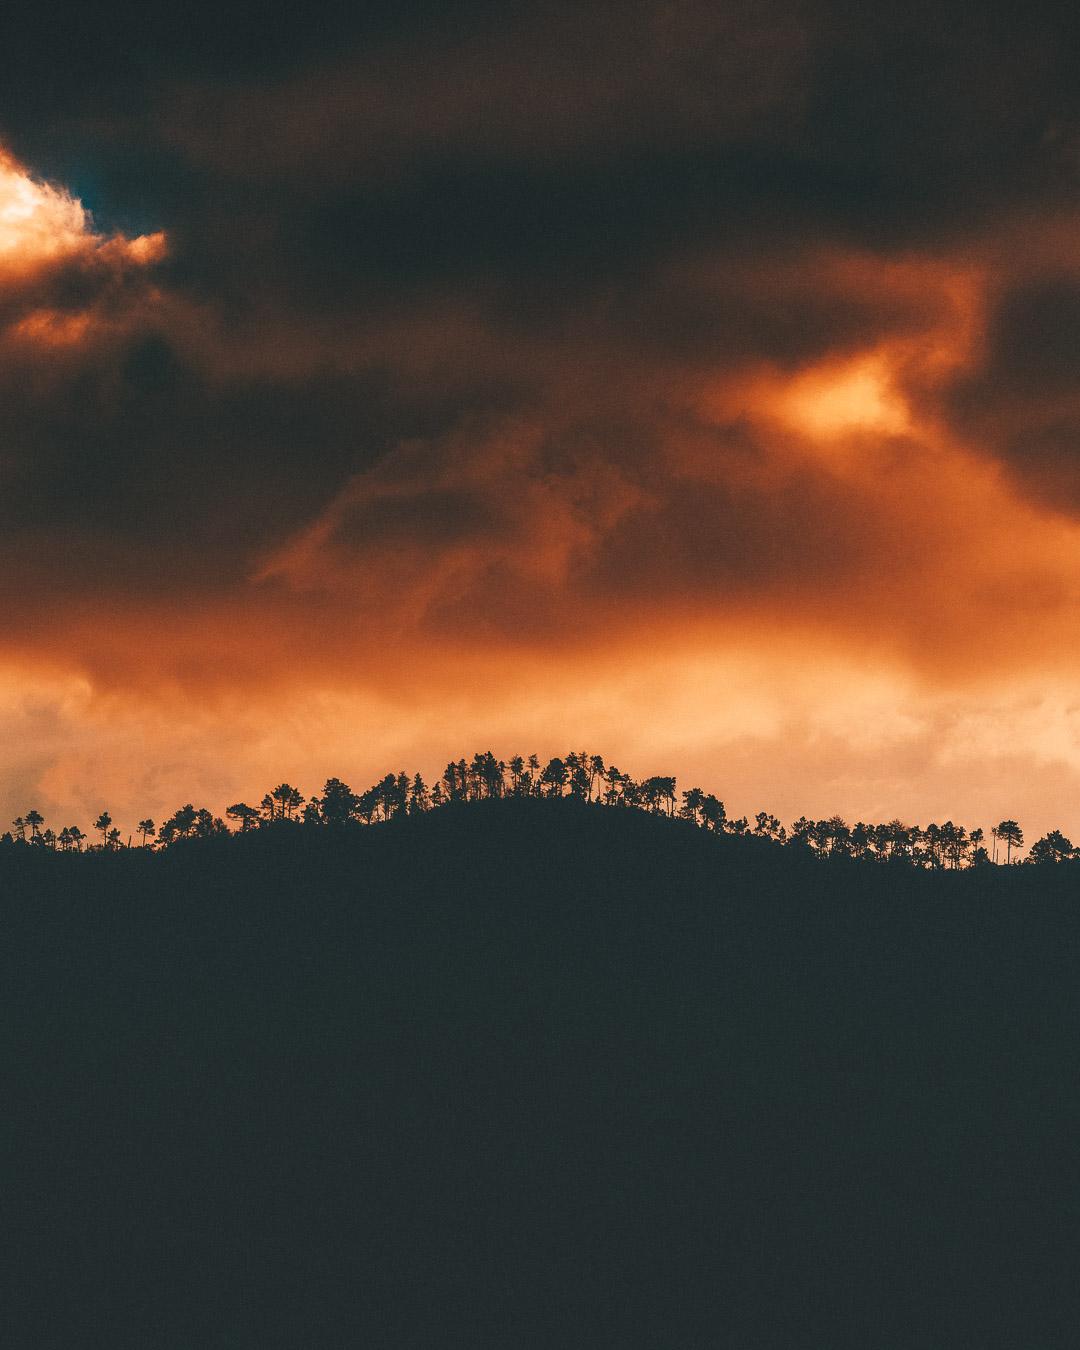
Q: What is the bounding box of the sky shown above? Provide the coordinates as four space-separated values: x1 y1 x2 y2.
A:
4 0 1080 838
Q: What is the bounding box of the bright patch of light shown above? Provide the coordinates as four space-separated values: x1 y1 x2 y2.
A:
775 353 910 439
0 149 89 263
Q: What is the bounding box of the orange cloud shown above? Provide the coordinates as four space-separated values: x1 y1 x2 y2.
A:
0 147 164 280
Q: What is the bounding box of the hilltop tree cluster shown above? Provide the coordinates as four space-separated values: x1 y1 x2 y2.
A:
4 750 1075 868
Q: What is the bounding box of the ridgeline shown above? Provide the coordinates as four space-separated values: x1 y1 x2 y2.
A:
8 797 1080 1348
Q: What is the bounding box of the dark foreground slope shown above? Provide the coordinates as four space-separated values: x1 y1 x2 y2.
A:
6 801 1080 1349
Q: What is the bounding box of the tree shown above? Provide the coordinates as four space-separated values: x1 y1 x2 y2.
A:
850 822 871 858
193 809 226 839
25 809 44 841
267 783 302 820
540 757 568 798
995 820 1024 864
681 787 704 824
157 805 198 841
137 819 156 847
754 812 782 841
68 826 85 853
442 761 466 803
106 827 122 850
882 820 913 861
621 776 644 809
408 774 430 814
700 795 726 833
94 812 112 848
174 804 198 837
315 779 357 826
11 816 25 842
355 786 379 824
226 802 260 832
369 773 406 820
469 752 504 800
814 816 850 857
1028 830 1075 864
641 776 676 815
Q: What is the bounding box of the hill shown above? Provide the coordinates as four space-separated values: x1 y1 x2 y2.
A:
7 799 1080 1348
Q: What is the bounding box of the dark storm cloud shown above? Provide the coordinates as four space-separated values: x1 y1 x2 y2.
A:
935 250 1080 513
3 0 1080 656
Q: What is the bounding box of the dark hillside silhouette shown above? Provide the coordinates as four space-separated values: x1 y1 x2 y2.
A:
4 747 1078 868
7 797 1080 1348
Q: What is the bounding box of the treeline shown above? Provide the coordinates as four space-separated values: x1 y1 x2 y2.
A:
4 749 1077 867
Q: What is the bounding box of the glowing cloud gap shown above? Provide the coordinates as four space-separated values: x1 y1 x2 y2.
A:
0 146 165 281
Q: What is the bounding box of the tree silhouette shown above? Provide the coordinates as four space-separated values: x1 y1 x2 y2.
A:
161 805 198 838
25 809 44 841
408 774 429 813
137 819 156 847
640 776 676 815
701 795 726 833
442 761 466 803
540 757 568 798
193 809 227 838
1028 830 1075 864
995 820 1024 864
93 812 112 848
314 779 357 827
568 763 590 800
681 787 704 824
226 803 260 832
754 811 782 841
267 784 303 821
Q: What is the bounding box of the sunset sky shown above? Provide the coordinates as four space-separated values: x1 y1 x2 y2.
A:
4 2 1080 836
